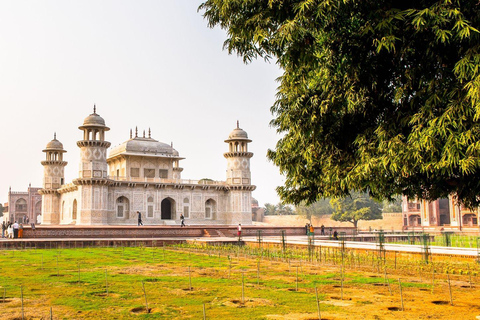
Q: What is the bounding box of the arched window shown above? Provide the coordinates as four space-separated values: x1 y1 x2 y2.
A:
147 196 154 218
183 198 190 219
205 199 216 220
72 199 77 220
116 196 130 218
15 199 27 212
35 201 42 215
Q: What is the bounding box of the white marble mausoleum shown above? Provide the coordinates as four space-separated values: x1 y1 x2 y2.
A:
39 107 255 225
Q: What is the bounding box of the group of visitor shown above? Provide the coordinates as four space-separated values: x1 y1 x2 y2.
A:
1 221 26 239
305 223 315 236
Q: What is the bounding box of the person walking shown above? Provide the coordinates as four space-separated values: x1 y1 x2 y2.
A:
12 221 19 239
137 211 143 226
309 224 314 236
237 224 242 241
321 224 325 235
180 214 185 227
1 221 6 238
305 223 309 235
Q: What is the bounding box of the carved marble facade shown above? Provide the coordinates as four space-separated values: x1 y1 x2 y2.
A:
39 108 255 226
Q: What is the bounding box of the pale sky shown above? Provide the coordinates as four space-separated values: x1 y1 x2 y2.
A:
0 1 284 207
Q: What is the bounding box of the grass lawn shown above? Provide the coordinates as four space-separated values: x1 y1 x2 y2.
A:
0 243 479 319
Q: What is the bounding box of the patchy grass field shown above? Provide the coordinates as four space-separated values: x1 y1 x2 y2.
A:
0 244 479 319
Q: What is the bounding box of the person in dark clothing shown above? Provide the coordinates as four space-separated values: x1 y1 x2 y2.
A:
180 214 185 227
321 225 325 235
137 211 143 226
333 230 338 240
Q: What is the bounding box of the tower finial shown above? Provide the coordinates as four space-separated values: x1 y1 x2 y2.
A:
171 141 173 148
143 130 145 138
148 128 151 138
93 104 96 114
237 120 239 128
135 126 138 138
54 132 56 140
130 129 132 139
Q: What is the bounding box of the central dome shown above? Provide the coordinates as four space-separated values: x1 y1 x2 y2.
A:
108 136 182 159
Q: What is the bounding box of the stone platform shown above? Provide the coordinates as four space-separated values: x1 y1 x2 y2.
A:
12 225 355 239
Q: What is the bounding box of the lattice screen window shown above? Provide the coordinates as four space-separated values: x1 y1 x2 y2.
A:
144 169 155 178
183 198 190 219
130 168 140 177
159 169 168 178
147 196 154 218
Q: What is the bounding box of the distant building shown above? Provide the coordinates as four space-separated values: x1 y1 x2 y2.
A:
38 107 255 225
402 196 478 229
251 198 264 222
4 185 42 224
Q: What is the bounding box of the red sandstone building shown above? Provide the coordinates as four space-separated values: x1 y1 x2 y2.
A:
3 185 42 224
402 196 478 230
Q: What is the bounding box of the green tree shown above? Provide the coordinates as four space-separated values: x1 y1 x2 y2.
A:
276 203 294 215
200 1 480 208
264 203 277 215
382 196 403 213
296 199 333 221
330 192 383 227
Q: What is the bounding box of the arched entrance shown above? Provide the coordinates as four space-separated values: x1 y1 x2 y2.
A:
409 214 421 226
161 198 175 220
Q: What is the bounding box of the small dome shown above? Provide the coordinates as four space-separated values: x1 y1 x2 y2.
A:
229 127 248 139
43 134 66 152
83 112 106 126
225 121 252 142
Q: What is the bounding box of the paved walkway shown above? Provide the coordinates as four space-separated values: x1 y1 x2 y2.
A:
238 235 479 257
1 235 478 257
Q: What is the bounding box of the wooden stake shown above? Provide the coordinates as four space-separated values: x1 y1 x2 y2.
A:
50 307 53 320
340 266 344 300
447 274 453 306
315 286 321 320
384 267 392 295
203 303 206 320
189 266 192 291
21 285 24 320
431 266 435 294
142 281 150 313
242 272 245 304
105 269 108 296
398 278 404 311
257 260 260 285
296 266 299 292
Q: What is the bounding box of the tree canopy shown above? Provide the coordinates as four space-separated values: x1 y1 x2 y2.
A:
295 198 334 221
263 202 295 215
200 0 480 207
330 192 383 227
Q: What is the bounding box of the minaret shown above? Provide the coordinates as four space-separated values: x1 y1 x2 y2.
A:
224 121 255 224
39 133 68 224
73 106 111 225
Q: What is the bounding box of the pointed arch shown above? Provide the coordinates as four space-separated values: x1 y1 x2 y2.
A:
161 197 176 220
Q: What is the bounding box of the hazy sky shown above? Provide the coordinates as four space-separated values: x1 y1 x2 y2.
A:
0 1 285 206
